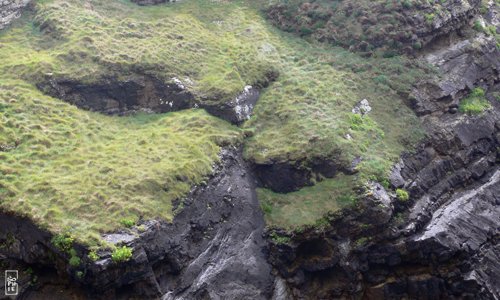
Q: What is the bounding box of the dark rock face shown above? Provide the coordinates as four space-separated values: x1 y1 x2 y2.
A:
266 11 500 300
0 213 90 298
38 75 194 115
253 162 314 193
37 75 264 125
203 85 260 125
1 148 274 299
0 0 31 30
267 0 480 55
253 156 352 193
411 35 500 116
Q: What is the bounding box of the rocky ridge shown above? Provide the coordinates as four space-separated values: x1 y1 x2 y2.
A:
0 0 30 29
267 0 481 55
38 74 269 125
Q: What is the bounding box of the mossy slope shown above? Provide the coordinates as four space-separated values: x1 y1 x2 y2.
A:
1 0 430 238
0 79 241 246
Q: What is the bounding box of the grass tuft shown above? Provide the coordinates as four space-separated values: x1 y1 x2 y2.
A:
396 188 409 202
112 246 133 263
459 88 491 115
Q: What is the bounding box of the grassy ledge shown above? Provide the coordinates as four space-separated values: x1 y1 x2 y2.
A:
258 174 357 228
0 79 241 247
459 87 491 115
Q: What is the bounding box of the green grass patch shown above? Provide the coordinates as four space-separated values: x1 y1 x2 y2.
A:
459 88 491 115
396 188 409 202
87 251 99 262
257 174 357 228
1 0 276 103
120 218 136 228
111 246 133 263
69 254 81 267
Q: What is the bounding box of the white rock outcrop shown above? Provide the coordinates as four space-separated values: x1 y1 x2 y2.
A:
0 0 31 30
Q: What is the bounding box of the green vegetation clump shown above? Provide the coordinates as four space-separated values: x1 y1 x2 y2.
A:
459 88 491 115
425 13 435 24
354 237 369 247
269 232 291 244
69 255 81 267
51 234 74 253
120 218 136 228
396 189 410 202
88 251 99 262
112 246 133 263
473 20 484 32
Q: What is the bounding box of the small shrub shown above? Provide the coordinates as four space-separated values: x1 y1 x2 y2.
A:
355 237 369 247
88 251 99 262
479 5 488 15
315 217 330 229
402 0 412 9
76 271 84 279
471 87 485 97
492 92 500 102
112 246 133 263
425 13 435 24
69 248 78 257
337 193 357 205
69 255 81 267
51 234 74 253
269 232 291 244
473 20 484 32
373 75 388 85
380 178 390 189
120 218 135 228
459 88 491 114
394 212 405 224
349 114 364 130
396 189 409 202
299 26 313 36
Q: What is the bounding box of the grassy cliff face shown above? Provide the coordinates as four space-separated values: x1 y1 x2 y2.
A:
1 0 429 242
7 0 276 102
0 79 241 246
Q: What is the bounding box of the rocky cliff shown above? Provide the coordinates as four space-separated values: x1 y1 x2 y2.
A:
0 149 275 299
267 0 481 55
0 0 30 29
266 6 500 299
0 0 499 299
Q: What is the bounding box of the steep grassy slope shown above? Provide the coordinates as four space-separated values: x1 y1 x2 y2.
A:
0 0 431 241
9 0 276 102
0 79 241 246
